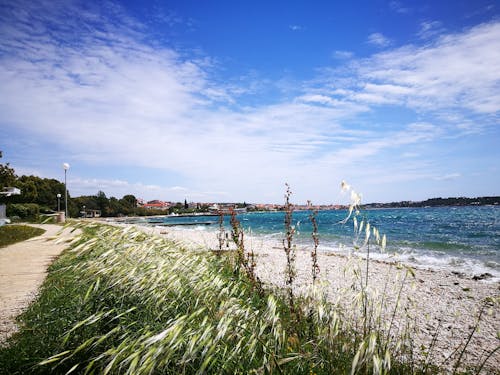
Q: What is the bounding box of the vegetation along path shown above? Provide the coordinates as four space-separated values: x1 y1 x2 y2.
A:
0 224 79 345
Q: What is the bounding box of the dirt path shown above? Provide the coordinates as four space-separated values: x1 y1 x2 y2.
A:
0 224 79 346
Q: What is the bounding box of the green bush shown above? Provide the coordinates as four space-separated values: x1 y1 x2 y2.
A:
7 203 40 222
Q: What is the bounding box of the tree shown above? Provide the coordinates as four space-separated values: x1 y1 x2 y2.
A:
121 194 137 209
95 191 108 213
107 197 126 217
16 178 38 203
0 162 17 188
42 179 65 209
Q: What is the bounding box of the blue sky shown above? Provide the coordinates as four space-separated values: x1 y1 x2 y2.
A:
1 0 499 204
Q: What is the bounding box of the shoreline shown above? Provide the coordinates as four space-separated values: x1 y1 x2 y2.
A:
100 208 500 284
133 219 500 283
130 223 500 372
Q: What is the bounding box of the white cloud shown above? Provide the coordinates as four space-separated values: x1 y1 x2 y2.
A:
1 1 498 203
367 32 391 47
401 152 419 158
417 20 445 39
317 122 441 167
69 177 228 201
342 22 500 114
433 173 461 181
332 50 354 60
295 94 341 106
389 1 412 14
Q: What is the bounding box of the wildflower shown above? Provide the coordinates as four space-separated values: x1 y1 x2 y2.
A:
341 180 351 192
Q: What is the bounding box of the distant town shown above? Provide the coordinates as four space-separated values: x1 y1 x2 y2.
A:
136 199 346 213
133 195 500 216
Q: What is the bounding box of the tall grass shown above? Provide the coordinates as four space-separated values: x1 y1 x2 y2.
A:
1 223 289 374
0 222 416 374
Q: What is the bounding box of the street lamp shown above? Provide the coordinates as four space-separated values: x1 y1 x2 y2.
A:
57 193 61 212
63 163 70 218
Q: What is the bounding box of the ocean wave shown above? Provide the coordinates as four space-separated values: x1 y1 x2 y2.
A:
316 241 500 282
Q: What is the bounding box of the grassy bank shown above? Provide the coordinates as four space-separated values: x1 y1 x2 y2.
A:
0 225 45 248
0 222 426 374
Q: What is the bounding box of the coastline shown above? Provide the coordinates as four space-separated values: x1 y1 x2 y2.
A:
134 224 500 372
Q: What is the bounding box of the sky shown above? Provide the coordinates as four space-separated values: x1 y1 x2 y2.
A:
0 0 499 204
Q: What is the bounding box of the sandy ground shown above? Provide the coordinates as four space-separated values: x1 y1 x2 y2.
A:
138 225 500 373
0 224 79 346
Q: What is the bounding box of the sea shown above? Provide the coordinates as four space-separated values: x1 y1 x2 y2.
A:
149 206 500 282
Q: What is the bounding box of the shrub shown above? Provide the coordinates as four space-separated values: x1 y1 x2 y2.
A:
6 203 40 222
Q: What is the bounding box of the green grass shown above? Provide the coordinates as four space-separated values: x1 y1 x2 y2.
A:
0 225 45 248
0 222 426 374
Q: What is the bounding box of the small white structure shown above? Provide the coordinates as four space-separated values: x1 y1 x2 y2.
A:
0 187 21 226
0 204 7 223
0 187 21 197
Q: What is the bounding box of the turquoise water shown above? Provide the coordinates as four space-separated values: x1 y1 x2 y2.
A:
152 206 500 280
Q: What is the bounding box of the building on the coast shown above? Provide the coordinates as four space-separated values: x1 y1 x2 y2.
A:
0 187 21 226
141 200 171 210
82 209 101 218
208 203 247 214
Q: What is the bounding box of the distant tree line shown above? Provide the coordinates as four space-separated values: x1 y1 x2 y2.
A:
364 196 499 209
73 192 209 217
1 160 209 219
72 191 141 217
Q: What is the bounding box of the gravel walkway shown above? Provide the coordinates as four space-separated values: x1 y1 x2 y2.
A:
0 224 79 346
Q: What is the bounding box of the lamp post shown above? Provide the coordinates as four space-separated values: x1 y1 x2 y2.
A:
63 163 70 218
57 193 61 212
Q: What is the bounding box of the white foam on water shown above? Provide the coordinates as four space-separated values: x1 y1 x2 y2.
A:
317 242 500 282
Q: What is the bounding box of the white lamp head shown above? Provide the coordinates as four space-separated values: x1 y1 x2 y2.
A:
63 163 70 170
57 193 61 198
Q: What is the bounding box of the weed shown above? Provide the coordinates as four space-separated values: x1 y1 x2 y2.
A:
282 183 297 314
229 208 262 293
307 200 320 284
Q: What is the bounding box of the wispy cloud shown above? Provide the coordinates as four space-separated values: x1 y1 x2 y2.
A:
367 32 392 47
318 22 500 115
289 24 305 31
389 1 412 14
332 50 354 60
70 177 228 201
433 173 461 181
417 20 445 39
